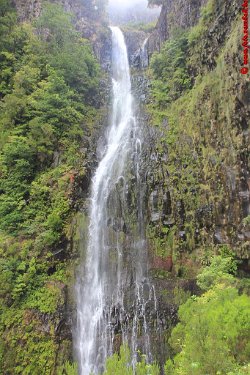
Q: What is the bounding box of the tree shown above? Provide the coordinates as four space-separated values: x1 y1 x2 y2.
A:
165 256 250 375
197 254 237 291
150 32 191 108
34 3 100 104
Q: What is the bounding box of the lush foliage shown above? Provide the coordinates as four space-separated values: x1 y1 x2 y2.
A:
146 2 250 372
0 1 100 235
150 31 191 107
58 361 78 375
102 256 250 375
197 253 237 291
165 257 250 375
147 0 248 270
101 345 160 375
0 0 249 373
0 1 101 373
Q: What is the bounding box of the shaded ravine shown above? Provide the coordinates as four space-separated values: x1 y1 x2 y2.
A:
75 27 157 374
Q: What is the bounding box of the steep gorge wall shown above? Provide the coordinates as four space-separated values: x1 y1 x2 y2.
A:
148 0 207 54
144 0 250 278
4 0 249 371
123 0 250 363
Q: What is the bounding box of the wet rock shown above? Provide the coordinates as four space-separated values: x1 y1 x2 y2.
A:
148 0 207 56
179 231 186 241
122 29 149 67
214 228 229 244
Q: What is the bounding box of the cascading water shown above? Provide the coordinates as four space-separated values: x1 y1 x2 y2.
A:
141 37 149 69
75 27 157 375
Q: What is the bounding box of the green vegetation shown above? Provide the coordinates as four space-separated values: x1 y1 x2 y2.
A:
196 253 237 291
101 345 160 375
102 257 250 375
165 256 250 375
58 361 78 375
0 0 249 373
146 1 250 371
150 31 191 107
147 0 248 269
122 20 157 33
0 0 101 373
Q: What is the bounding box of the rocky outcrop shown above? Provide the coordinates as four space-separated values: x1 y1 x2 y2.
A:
127 0 250 316
121 29 150 67
12 0 42 20
141 0 250 277
121 2 249 366
147 0 207 55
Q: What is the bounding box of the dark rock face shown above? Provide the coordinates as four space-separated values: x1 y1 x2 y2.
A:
125 0 250 365
122 29 149 66
11 0 249 370
148 0 207 55
140 0 250 274
191 0 242 74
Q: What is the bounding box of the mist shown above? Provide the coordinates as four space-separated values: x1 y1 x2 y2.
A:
108 0 160 25
109 0 149 10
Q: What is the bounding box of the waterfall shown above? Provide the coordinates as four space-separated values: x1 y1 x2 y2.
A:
141 37 149 69
75 27 157 375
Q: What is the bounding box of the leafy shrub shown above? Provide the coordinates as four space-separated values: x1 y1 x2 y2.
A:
58 361 78 375
166 257 250 375
102 345 160 375
197 254 237 291
25 282 64 314
150 32 191 108
0 1 101 373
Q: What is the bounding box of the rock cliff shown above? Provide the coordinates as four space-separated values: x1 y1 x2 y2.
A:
4 0 249 372
142 0 249 279
126 0 250 364
148 0 207 54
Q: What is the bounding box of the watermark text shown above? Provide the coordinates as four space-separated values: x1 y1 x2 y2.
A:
241 0 249 74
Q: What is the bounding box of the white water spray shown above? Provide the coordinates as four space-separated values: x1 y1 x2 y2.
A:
75 27 156 375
